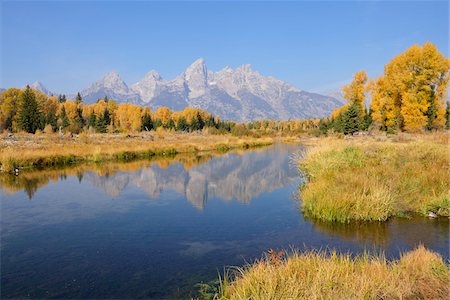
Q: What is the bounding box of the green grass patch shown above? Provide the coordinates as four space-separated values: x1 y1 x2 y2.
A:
299 140 450 222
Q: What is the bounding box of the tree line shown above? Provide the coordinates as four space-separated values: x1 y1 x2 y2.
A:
0 89 231 134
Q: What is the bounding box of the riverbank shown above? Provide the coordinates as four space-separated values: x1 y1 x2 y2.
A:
220 246 449 299
0 132 276 172
299 132 449 222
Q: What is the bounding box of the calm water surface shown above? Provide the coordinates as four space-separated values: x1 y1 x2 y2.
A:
1 144 448 299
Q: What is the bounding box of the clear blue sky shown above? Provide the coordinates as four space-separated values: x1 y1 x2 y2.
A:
1 1 448 94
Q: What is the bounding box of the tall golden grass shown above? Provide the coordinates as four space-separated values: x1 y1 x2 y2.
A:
220 246 449 299
0 132 274 172
299 133 450 222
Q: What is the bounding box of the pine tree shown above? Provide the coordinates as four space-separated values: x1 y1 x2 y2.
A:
46 109 58 131
95 114 107 133
426 91 438 131
190 112 204 131
59 106 70 129
141 113 153 131
176 116 188 131
75 92 82 104
74 107 85 131
18 86 43 133
58 94 67 103
166 118 175 130
153 119 162 129
343 103 361 135
88 113 97 128
205 115 216 128
103 108 111 126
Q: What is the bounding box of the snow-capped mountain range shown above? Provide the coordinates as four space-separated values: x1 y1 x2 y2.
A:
23 59 343 121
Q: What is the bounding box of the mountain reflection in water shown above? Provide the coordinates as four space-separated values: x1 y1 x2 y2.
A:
1 145 299 209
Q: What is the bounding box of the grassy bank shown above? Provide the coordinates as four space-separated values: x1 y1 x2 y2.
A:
299 133 449 222
220 246 449 299
0 132 274 172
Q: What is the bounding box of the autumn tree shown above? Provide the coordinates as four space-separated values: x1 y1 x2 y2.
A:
370 42 450 132
0 88 22 131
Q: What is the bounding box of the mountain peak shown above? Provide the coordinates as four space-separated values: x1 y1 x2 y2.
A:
143 70 162 80
184 58 208 98
236 64 253 73
190 58 205 66
102 70 122 81
29 81 52 95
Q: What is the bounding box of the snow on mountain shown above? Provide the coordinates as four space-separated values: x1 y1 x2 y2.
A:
32 60 343 120
130 70 163 103
29 81 53 96
81 71 141 104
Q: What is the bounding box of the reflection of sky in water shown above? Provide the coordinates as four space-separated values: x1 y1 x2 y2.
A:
1 144 449 299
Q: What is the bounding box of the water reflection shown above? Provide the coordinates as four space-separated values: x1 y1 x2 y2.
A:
0 145 299 209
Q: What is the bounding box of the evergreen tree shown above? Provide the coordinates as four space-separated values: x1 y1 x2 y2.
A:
190 112 204 131
319 118 331 134
176 116 188 131
426 91 437 131
74 107 85 131
75 92 82 104
153 119 162 129
166 118 175 130
141 113 153 131
18 86 43 133
103 108 111 126
95 114 107 133
58 94 67 103
361 109 372 131
46 109 58 131
59 106 70 129
332 113 345 133
103 96 109 102
343 103 361 135
88 113 97 128
205 115 216 128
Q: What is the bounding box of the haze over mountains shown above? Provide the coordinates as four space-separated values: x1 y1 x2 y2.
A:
23 59 343 121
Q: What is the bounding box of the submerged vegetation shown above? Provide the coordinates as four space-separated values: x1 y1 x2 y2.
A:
220 246 449 299
299 134 449 222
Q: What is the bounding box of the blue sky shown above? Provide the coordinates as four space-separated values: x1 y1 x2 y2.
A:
1 1 448 94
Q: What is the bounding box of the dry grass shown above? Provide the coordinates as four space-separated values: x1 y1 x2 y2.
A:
0 132 274 172
299 132 450 222
220 245 449 300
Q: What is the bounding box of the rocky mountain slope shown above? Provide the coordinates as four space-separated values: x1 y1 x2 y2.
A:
21 59 343 121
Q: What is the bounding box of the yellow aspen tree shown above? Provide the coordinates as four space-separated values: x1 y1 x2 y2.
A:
343 70 367 111
154 106 172 125
371 42 449 132
0 88 22 131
